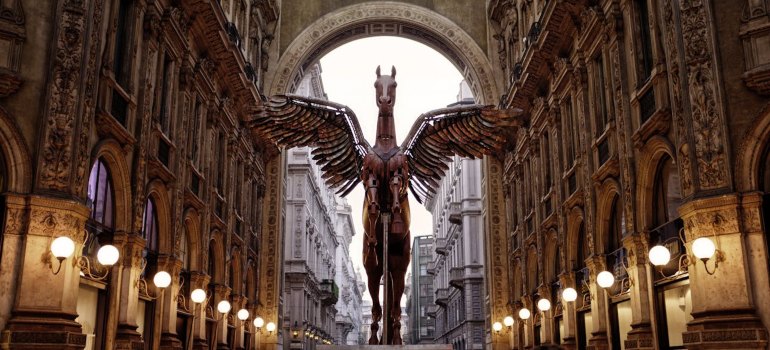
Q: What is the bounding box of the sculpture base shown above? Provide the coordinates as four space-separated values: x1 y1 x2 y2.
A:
319 346 452 350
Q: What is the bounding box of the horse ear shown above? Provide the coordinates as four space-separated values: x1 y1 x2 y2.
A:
391 66 396 78
376 65 381 77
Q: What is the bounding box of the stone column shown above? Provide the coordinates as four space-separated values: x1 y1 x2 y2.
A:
114 233 148 349
558 273 577 350
190 272 211 350
520 297 534 348
211 284 231 350
679 195 768 349
231 294 247 350
159 255 183 350
537 284 554 346
586 256 609 350
0 196 90 349
621 233 654 349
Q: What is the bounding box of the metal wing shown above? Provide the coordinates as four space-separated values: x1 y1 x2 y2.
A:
249 94 371 196
400 104 523 203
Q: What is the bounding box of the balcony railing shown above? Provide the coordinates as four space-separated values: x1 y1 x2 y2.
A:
320 279 339 305
434 287 449 307
449 267 464 290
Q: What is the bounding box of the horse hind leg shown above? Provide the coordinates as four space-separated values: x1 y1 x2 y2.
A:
367 269 383 345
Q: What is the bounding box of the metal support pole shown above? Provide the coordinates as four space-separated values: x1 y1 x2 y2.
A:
381 213 390 345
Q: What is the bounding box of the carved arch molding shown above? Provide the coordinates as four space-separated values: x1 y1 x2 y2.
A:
261 1 510 337
267 1 500 104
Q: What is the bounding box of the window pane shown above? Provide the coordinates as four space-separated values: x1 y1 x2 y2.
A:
664 284 693 347
76 285 99 350
615 300 632 350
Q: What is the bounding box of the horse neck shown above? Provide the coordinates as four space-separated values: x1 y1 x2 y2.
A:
374 109 397 150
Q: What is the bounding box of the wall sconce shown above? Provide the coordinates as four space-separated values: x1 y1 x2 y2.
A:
492 321 503 335
648 229 724 276
503 315 514 329
135 259 172 299
562 287 578 302
536 298 551 312
518 308 531 321
49 236 76 274
253 316 265 332
266 321 276 335
49 235 120 279
292 321 300 339
237 309 250 322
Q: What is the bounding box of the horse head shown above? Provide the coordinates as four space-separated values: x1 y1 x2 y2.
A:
374 65 397 115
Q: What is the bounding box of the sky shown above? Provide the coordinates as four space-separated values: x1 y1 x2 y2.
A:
317 37 466 303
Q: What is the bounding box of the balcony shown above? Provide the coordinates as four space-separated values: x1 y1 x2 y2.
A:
427 260 437 275
435 237 448 256
434 287 449 307
427 304 439 317
320 279 339 305
449 267 464 290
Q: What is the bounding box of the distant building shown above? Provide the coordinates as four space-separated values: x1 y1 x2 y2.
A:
333 198 365 344
428 81 487 349
408 236 436 344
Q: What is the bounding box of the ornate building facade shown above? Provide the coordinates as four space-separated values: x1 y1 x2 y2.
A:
282 63 363 349
487 0 770 349
428 81 488 350
1 1 769 350
0 0 281 349
333 201 365 346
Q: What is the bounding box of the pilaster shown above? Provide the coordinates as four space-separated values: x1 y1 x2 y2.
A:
621 233 654 349
0 195 90 349
585 256 609 350
114 233 147 350
159 256 184 350
558 273 577 350
679 194 768 349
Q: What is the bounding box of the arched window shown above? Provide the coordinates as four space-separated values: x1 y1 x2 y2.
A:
607 196 624 253
87 159 115 229
653 156 682 227
179 231 190 271
576 223 588 269
527 247 538 294
142 197 159 253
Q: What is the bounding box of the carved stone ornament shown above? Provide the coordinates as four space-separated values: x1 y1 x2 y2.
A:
38 0 89 192
270 1 498 104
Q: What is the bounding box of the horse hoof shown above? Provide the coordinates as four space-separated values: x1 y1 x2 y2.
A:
368 336 379 345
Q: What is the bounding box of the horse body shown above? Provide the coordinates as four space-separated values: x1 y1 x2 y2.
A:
362 66 411 345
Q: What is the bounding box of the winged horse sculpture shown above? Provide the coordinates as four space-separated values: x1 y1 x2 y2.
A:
251 66 522 345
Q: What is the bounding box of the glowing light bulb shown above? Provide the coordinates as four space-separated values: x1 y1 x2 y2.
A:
503 316 514 327
562 287 578 302
51 236 75 259
191 289 207 303
597 271 615 288
537 298 551 311
518 308 531 320
649 245 672 266
96 244 120 266
153 271 172 288
692 237 716 260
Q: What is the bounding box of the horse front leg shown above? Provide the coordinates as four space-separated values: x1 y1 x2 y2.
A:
389 174 404 235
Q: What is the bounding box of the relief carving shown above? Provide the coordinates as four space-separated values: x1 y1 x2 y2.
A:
679 0 730 190
74 0 105 196
39 4 88 191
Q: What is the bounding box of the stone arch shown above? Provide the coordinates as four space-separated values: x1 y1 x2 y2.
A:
145 180 173 255
543 229 560 283
90 140 132 233
230 247 243 295
566 206 586 271
595 178 622 255
245 260 257 302
636 135 676 230
0 106 32 193
208 232 226 284
182 207 202 272
268 1 500 104
736 104 770 192
525 244 538 294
